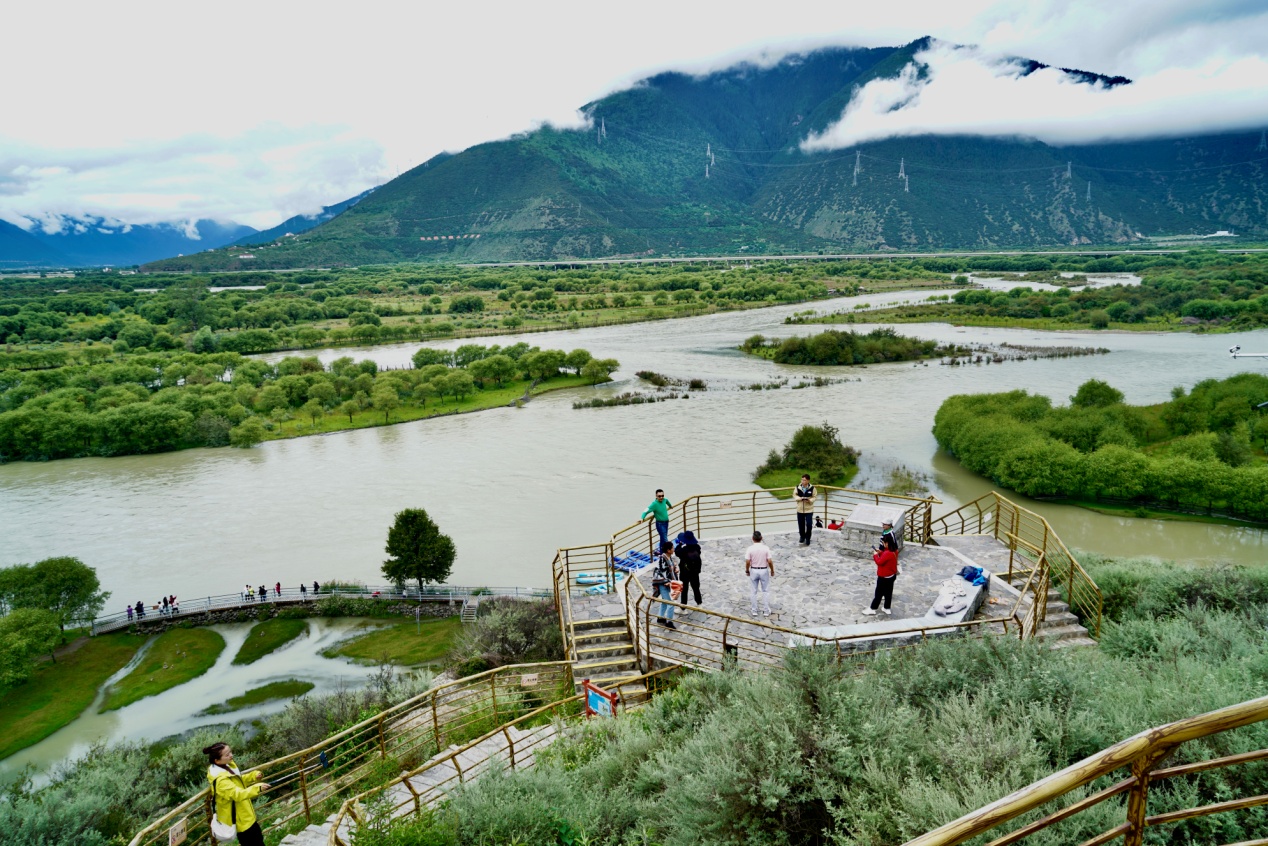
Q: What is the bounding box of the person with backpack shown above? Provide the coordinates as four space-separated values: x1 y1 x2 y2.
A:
651 540 679 629
674 531 703 605
204 741 269 846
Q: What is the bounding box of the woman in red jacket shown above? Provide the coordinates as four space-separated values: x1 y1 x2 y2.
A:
862 539 899 616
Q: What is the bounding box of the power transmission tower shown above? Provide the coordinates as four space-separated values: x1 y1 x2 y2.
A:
1087 181 1092 202
1258 130 1267 153
898 157 905 179
1065 162 1072 179
706 142 711 159
601 118 607 140
705 163 710 179
853 150 861 187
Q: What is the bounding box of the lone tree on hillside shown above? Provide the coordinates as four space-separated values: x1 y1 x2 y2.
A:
382 508 455 593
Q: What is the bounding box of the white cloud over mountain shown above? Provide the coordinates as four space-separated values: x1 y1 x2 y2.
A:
1 0 1265 229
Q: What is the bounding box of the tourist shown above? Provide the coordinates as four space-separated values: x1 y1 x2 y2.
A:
794 475 817 545
863 538 900 616
827 517 844 530
160 596 169 616
814 515 824 529
675 531 703 605
247 586 255 602
313 580 320 594
274 582 281 598
651 540 679 629
880 520 898 553
300 583 307 598
242 584 250 602
640 489 673 549
258 585 268 603
126 605 133 621
745 530 774 617
205 741 270 846
135 600 145 619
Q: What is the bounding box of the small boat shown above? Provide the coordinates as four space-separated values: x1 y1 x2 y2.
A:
575 572 625 585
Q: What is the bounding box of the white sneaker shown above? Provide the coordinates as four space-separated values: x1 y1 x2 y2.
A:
862 608 877 616
882 607 892 615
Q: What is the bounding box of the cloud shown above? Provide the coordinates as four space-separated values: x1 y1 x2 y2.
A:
0 125 388 231
803 41 1268 150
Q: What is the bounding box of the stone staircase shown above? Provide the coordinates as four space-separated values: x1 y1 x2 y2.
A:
279 722 560 846
570 615 651 707
1008 580 1098 649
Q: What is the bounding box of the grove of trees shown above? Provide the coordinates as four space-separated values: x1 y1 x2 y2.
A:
0 556 109 689
742 328 941 365
934 375 1268 520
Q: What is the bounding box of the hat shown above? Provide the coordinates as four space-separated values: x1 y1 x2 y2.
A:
675 530 697 546
881 520 893 527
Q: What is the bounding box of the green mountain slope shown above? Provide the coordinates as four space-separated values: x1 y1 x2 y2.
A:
146 42 1268 270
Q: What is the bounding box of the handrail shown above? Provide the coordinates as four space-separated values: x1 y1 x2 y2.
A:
931 492 1102 638
325 664 683 845
127 661 572 846
92 583 550 635
903 694 1268 846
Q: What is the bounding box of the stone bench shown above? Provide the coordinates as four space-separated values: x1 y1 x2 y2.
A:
839 503 906 557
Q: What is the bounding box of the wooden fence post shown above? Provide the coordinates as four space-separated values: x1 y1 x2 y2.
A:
298 755 311 823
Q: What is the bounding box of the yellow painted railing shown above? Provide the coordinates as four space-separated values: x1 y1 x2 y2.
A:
903 694 1268 846
930 491 1103 637
325 665 683 845
127 662 572 846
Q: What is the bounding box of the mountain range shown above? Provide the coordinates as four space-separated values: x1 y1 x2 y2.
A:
8 39 1267 271
0 217 257 269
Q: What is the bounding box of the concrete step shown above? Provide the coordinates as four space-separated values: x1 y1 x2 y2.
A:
574 656 638 675
1039 610 1081 628
572 626 631 646
1049 636 1099 650
573 615 627 631
574 642 634 659
1037 623 1091 642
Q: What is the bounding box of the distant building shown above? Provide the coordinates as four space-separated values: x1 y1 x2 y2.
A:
1204 230 1236 238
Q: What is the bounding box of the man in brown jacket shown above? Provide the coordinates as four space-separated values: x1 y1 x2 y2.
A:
795 474 817 545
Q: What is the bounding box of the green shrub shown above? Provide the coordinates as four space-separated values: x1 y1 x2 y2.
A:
445 598 563 671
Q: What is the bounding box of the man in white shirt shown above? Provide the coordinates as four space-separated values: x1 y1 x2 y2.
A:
745 530 775 616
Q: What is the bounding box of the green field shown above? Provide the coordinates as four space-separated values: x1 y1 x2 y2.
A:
101 628 225 712
232 618 308 665
324 616 462 666
0 632 146 761
200 680 315 715
753 466 858 499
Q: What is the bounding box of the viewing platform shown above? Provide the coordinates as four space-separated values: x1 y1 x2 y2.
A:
553 488 1101 678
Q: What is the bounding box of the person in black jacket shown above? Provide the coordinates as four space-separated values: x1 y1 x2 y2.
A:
675 531 703 605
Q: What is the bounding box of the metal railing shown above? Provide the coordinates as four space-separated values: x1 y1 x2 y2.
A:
930 491 1103 638
127 662 572 846
325 665 683 845
903 694 1268 846
92 584 550 635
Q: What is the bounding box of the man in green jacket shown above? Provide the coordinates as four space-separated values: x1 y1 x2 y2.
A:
641 489 672 548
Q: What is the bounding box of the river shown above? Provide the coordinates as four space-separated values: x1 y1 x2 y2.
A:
2 283 1265 613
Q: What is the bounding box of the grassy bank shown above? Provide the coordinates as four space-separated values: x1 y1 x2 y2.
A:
201 680 316 715
0 632 146 761
232 618 308 665
265 374 587 443
753 466 858 499
324 616 462 666
101 628 225 712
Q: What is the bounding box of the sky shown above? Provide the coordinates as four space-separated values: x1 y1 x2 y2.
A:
3 0 1267 233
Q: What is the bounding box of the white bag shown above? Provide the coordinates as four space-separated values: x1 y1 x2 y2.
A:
210 816 237 843
210 775 238 842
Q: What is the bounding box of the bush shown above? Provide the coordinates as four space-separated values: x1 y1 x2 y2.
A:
753 421 860 483
445 598 563 671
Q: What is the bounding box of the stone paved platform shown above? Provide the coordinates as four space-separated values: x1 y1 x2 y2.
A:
632 529 983 630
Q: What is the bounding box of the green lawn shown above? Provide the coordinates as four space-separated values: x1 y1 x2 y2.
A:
0 632 146 761
232 618 308 665
323 616 462 666
268 374 589 441
754 466 858 499
101 628 225 712
200 680 315 715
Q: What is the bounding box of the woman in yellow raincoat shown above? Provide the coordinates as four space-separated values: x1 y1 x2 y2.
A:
204 742 270 845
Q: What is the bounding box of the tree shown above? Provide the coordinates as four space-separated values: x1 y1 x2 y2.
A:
382 508 455 592
372 384 400 423
1 557 110 636
0 608 61 689
1071 379 1125 409
565 348 592 374
229 416 266 448
448 294 485 314
301 399 325 425
337 400 359 422
582 358 620 385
